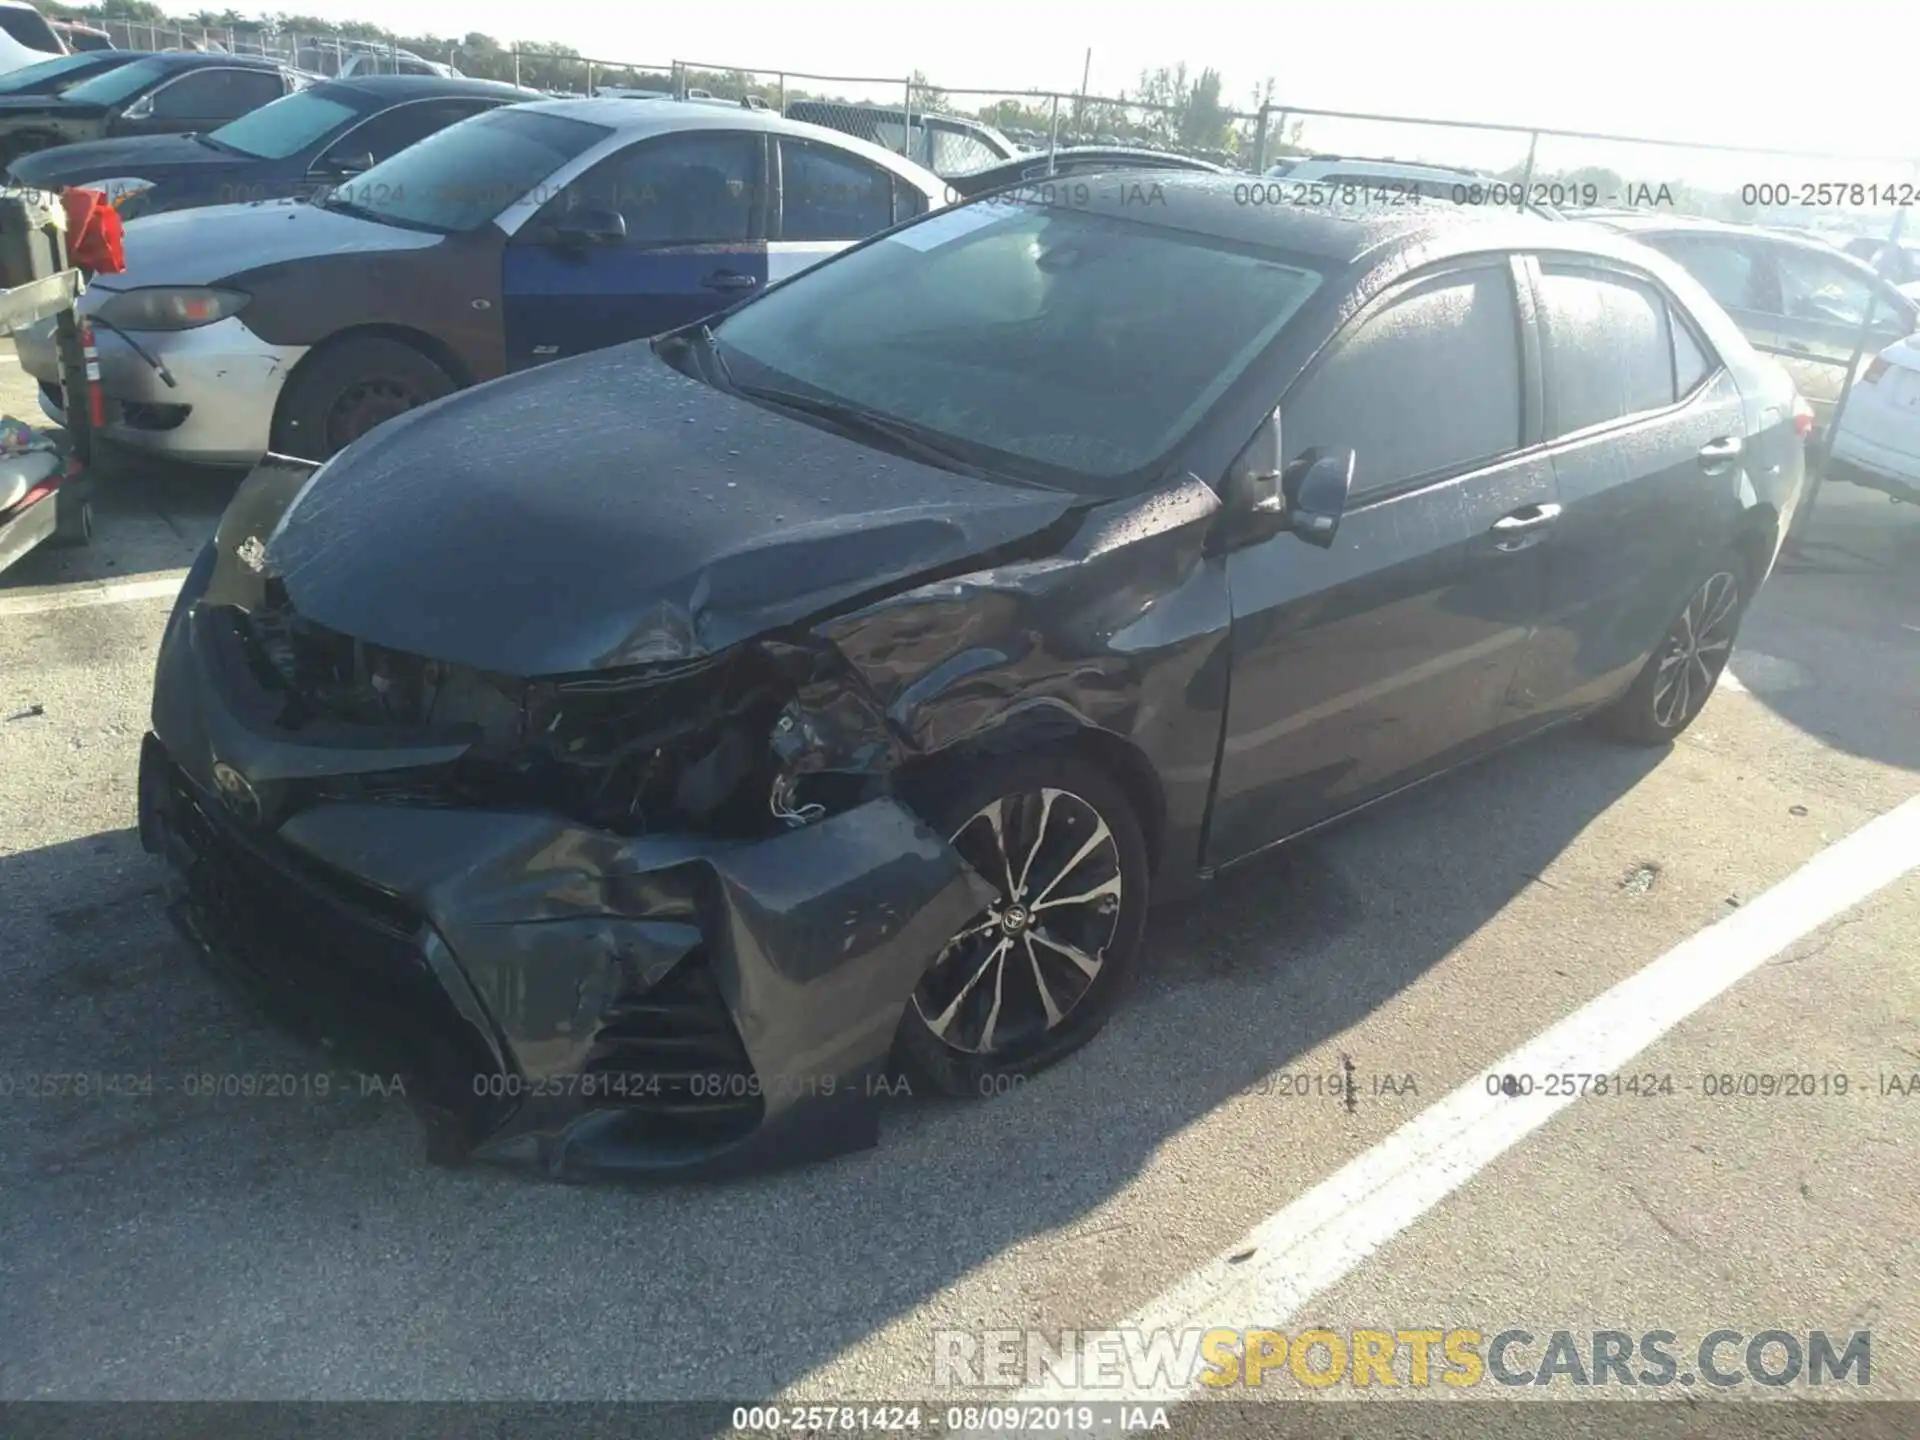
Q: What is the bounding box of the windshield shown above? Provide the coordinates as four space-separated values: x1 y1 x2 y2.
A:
0 53 117 95
209 88 360 159
317 107 608 233
711 197 1325 494
63 57 176 108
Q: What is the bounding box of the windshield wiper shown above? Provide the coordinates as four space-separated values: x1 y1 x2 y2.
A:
190 132 244 155
732 382 985 474
695 323 735 389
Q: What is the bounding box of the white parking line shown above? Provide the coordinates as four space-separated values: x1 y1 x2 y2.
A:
1012 790 1920 1406
0 570 186 619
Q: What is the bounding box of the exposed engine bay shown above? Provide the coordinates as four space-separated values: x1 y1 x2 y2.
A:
222 588 898 839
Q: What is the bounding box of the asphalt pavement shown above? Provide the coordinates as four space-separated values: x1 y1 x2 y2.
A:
1 342 1916 1427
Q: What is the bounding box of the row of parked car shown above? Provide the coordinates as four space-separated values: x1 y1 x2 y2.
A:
1 52 1915 511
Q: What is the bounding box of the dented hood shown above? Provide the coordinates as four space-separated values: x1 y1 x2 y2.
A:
263 343 1082 676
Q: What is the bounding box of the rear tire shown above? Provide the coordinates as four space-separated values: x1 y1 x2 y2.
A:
894 751 1150 1098
271 337 456 461
1597 553 1748 746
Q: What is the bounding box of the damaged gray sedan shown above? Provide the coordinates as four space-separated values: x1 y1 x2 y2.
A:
140 179 1804 1178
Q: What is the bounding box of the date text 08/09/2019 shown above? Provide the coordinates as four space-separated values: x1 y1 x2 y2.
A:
1487 1070 1920 1098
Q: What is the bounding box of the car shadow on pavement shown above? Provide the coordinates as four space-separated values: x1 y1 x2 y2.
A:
0 723 1668 1401
0 445 239 592
1748 486 1920 773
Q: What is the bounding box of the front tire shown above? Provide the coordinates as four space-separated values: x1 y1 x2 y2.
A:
1598 556 1747 746
895 751 1150 1098
271 337 456 461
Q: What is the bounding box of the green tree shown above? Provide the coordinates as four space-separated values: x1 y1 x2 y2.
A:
909 68 947 114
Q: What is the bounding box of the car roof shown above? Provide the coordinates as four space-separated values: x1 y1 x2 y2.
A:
1281 155 1488 178
1595 212 1899 268
321 74 536 103
1020 171 1699 272
511 97 949 185
134 51 286 71
1030 146 1226 170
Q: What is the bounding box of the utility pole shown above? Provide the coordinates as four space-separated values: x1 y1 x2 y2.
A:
1073 47 1091 138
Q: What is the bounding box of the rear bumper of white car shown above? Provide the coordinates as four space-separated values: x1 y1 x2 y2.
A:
1828 365 1920 500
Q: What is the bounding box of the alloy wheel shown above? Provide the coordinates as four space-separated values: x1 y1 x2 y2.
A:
911 788 1123 1056
1652 569 1740 729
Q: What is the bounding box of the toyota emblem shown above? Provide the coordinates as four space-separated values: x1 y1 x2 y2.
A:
210 761 262 825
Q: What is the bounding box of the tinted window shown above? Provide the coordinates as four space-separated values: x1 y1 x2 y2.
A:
1657 237 1762 312
151 69 285 122
1774 247 1878 327
0 7 62 53
1537 267 1674 436
1283 266 1521 494
779 138 894 240
1673 308 1713 396
549 132 759 245
319 108 609 233
711 198 1325 493
320 98 499 167
209 89 359 160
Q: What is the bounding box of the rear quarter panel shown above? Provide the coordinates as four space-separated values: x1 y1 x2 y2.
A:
1658 258 1806 581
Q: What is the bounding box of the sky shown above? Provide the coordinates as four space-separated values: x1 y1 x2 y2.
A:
270 0 1919 188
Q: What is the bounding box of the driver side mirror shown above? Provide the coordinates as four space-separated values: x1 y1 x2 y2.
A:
1280 446 1356 548
323 151 376 178
550 207 627 250
1214 410 1354 552
119 95 155 121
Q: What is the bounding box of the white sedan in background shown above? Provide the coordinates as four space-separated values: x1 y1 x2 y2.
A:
1828 331 1920 504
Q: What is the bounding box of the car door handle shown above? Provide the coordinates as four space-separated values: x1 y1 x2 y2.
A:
1698 436 1743 473
1489 502 1560 551
701 271 758 292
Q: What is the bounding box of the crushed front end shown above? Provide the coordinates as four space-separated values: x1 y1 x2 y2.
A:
139 460 993 1180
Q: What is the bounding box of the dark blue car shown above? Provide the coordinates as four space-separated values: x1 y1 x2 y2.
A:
8 73 537 218
16 99 952 464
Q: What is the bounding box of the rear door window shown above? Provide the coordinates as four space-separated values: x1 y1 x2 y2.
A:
1773 246 1880 328
150 68 287 123
1282 264 1524 497
778 137 896 239
1654 236 1771 314
320 98 500 169
0 7 64 53
1671 307 1714 397
1535 265 1677 436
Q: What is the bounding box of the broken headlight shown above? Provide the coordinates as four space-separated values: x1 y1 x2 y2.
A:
231 601 898 836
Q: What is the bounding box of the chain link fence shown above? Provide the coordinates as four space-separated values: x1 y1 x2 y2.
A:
82 21 1920 234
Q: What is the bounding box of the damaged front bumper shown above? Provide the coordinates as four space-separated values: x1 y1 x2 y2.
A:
139 564 993 1180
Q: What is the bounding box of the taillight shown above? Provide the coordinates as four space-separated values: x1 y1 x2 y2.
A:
1791 394 1814 439
1863 356 1890 384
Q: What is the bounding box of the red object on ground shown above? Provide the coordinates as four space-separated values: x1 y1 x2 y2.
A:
59 188 126 275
